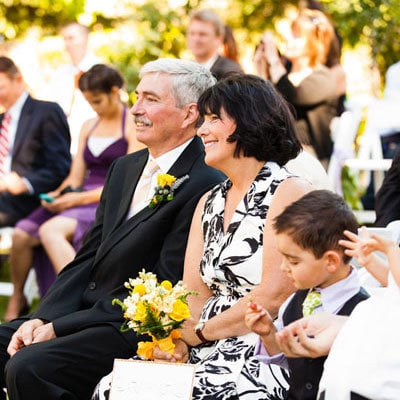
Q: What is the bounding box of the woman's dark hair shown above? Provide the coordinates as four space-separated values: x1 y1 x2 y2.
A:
197 74 301 165
78 64 124 93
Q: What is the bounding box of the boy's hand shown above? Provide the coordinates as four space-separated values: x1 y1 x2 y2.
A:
245 302 274 337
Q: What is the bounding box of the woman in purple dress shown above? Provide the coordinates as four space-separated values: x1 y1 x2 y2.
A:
4 64 143 321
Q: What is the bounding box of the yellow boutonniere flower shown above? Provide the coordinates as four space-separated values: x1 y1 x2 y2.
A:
149 174 189 209
157 174 176 187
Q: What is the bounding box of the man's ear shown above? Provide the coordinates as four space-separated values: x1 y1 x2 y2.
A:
181 103 199 129
324 250 341 273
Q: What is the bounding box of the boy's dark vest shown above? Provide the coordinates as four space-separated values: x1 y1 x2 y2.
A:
282 288 369 400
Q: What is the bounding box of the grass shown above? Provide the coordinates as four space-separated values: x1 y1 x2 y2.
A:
0 257 10 321
0 257 39 322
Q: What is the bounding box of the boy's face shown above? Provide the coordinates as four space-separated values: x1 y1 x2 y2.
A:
276 232 334 289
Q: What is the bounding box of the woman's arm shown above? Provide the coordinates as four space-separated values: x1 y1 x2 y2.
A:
41 120 94 212
179 192 214 345
48 120 92 197
183 177 312 346
276 67 337 106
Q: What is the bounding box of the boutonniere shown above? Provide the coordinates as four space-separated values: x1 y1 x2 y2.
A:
149 174 189 208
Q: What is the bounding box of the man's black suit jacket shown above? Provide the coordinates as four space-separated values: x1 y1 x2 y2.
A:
374 148 400 226
32 136 225 343
0 95 71 225
210 55 243 81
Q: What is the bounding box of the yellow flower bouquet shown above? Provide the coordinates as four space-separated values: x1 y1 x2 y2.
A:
113 270 196 360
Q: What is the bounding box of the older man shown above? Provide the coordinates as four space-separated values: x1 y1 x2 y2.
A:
0 58 224 400
187 9 243 80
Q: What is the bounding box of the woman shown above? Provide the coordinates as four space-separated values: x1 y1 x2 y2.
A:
4 64 143 321
254 9 341 165
93 74 312 399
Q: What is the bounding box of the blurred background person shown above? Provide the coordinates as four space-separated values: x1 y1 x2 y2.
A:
254 9 341 167
305 0 347 115
0 56 70 227
220 24 240 64
187 9 243 80
374 148 400 227
4 64 143 322
359 61 400 211
367 61 400 160
46 22 101 155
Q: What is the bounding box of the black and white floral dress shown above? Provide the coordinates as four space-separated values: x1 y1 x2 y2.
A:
189 162 290 400
92 162 291 400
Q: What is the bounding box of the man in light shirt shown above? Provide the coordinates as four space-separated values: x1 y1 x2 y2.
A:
187 9 243 80
47 22 100 154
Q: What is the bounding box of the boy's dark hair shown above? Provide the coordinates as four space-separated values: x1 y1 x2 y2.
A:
197 74 301 165
273 190 358 263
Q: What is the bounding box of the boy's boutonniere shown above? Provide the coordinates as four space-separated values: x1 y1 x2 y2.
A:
149 173 189 208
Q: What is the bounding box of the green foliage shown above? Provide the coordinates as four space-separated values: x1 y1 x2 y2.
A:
96 0 191 102
0 0 85 39
341 165 365 210
1 0 399 93
321 0 400 82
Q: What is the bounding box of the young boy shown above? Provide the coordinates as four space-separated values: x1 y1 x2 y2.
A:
245 190 369 400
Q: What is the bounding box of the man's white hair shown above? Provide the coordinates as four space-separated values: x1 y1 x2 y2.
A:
140 58 216 107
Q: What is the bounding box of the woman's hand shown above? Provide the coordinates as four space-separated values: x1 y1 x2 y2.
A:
153 338 190 363
41 192 83 212
253 42 269 80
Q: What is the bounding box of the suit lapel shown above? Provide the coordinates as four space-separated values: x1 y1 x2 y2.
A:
93 137 204 266
12 96 33 159
167 136 203 177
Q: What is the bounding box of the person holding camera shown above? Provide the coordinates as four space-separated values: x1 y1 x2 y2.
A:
4 64 142 321
254 9 341 167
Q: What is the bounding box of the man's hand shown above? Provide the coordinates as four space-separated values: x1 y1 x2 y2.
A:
2 172 29 195
32 322 56 344
7 319 56 356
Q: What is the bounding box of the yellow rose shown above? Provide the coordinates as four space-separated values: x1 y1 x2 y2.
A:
137 341 156 360
170 299 190 322
133 284 146 296
157 174 176 187
160 280 172 290
134 301 147 322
